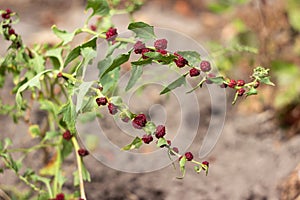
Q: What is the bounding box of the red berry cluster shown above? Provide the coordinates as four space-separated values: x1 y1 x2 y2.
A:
62 130 72 141
50 193 84 200
1 8 21 48
105 27 118 41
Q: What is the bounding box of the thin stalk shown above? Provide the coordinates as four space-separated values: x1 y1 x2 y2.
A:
71 137 87 200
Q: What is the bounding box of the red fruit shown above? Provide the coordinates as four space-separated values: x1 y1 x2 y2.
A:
142 134 153 144
171 147 179 155
132 114 147 129
189 68 200 77
174 54 188 68
254 81 260 88
220 83 227 88
237 79 245 86
2 9 12 19
63 130 72 141
8 28 15 35
141 48 151 59
96 97 108 106
106 27 118 41
55 193 65 200
155 125 166 138
90 24 97 31
156 49 168 55
202 161 209 167
57 72 63 78
237 88 246 96
133 41 146 54
185 152 194 161
154 39 168 50
78 148 89 157
108 103 118 115
200 60 211 72
228 79 237 88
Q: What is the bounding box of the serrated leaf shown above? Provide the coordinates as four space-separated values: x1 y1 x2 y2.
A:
160 74 187 95
59 100 76 133
176 51 201 67
260 76 275 86
126 65 143 91
128 22 156 40
207 76 224 84
100 52 131 79
28 124 41 138
16 69 52 109
86 0 110 17
76 81 94 113
29 52 45 73
122 137 143 150
52 25 75 45
45 47 63 70
64 37 97 68
246 87 257 96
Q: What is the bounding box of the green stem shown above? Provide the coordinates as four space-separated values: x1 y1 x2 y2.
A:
71 137 87 200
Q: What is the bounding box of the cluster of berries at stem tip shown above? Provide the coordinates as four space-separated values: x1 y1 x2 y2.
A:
1 8 21 47
51 193 84 200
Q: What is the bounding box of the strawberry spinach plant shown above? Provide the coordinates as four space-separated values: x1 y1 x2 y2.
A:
0 1 273 199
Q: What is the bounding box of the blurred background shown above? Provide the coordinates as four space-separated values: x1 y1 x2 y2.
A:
1 0 300 199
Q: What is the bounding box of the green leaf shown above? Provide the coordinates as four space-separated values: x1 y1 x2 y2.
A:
16 69 52 109
126 65 143 91
28 124 41 138
40 99 59 119
177 156 186 179
122 137 143 150
100 52 131 79
52 25 75 45
143 52 176 64
43 131 60 141
176 51 201 67
100 67 120 95
45 47 63 70
59 100 76 133
160 74 187 95
156 137 167 148
207 76 224 84
128 22 156 40
131 58 153 66
61 139 73 160
86 0 110 17
29 52 45 73
106 42 127 57
260 76 275 86
64 37 97 68
81 162 91 182
76 81 94 113
194 165 202 174
246 87 257 96
143 121 156 135
76 47 97 78
110 96 123 106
